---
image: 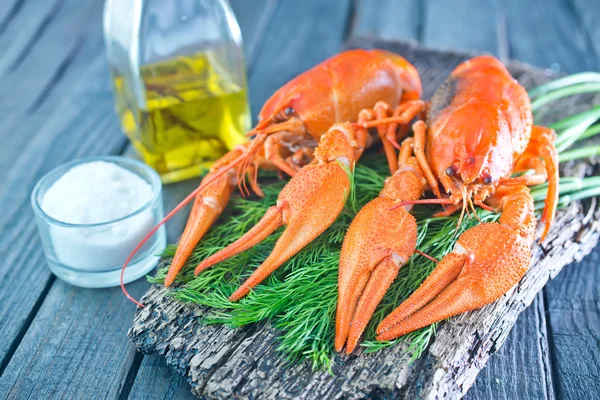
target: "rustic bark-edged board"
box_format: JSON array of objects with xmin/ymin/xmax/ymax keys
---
[{"xmin": 129, "ymin": 40, "xmax": 600, "ymax": 399}]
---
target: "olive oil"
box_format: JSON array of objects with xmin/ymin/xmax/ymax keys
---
[{"xmin": 113, "ymin": 51, "xmax": 251, "ymax": 183}]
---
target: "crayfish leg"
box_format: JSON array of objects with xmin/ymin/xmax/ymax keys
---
[
  {"xmin": 164, "ymin": 148, "xmax": 246, "ymax": 287},
  {"xmin": 499, "ymin": 125, "xmax": 559, "ymax": 241}
]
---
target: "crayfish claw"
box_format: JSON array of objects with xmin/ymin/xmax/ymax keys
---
[
  {"xmin": 335, "ymin": 197, "xmax": 417, "ymax": 353},
  {"xmin": 377, "ymin": 186, "xmax": 536, "ymax": 341},
  {"xmin": 196, "ymin": 125, "xmax": 358, "ymax": 301}
]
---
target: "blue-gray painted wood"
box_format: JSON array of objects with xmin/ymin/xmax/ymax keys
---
[
  {"xmin": 0, "ymin": 94, "xmax": 126, "ymax": 374},
  {"xmin": 414, "ymin": 3, "xmax": 557, "ymax": 398},
  {"xmin": 129, "ymin": 355, "xmax": 195, "ymax": 400},
  {"xmin": 229, "ymin": 0, "xmax": 278, "ymax": 68},
  {"xmin": 504, "ymin": 1, "xmax": 600, "ymax": 399},
  {"xmin": 0, "ymin": 0, "xmax": 121, "ymax": 376},
  {"xmin": 505, "ymin": 0, "xmax": 598, "ymax": 72},
  {"xmin": 245, "ymin": 0, "xmax": 353, "ymax": 123},
  {"xmin": 0, "ymin": 280, "xmax": 148, "ymax": 399},
  {"xmin": 351, "ymin": 0, "xmax": 422, "ymax": 42},
  {"xmin": 570, "ymin": 0, "xmax": 600, "ymax": 70},
  {"xmin": 544, "ymin": 248, "xmax": 600, "ymax": 399},
  {"xmin": 0, "ymin": 0, "xmax": 23, "ymax": 35},
  {"xmin": 0, "ymin": 0, "xmax": 108, "ymax": 176},
  {"xmin": 0, "ymin": 0, "xmax": 105, "ymax": 112},
  {"xmin": 422, "ymin": 0, "xmax": 501, "ymax": 55},
  {"xmin": 467, "ymin": 293, "xmax": 556, "ymax": 399}
]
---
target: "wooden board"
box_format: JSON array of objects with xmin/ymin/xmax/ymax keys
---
[{"xmin": 128, "ymin": 39, "xmax": 600, "ymax": 399}]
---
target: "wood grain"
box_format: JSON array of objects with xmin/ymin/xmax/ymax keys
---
[
  {"xmin": 128, "ymin": 355, "xmax": 196, "ymax": 400},
  {"xmin": 0, "ymin": 97, "xmax": 125, "ymax": 372},
  {"xmin": 128, "ymin": 40, "xmax": 600, "ymax": 399},
  {"xmin": 422, "ymin": 0, "xmax": 500, "ymax": 55},
  {"xmin": 0, "ymin": 0, "xmax": 134, "ymax": 396},
  {"xmin": 0, "ymin": 0, "xmax": 277, "ymax": 395},
  {"xmin": 0, "ymin": 0, "xmax": 107, "ymax": 178},
  {"xmin": 1, "ymin": 0, "xmax": 598, "ymax": 398},
  {"xmin": 351, "ymin": 0, "xmax": 422, "ymax": 42},
  {"xmin": 570, "ymin": 0, "xmax": 600, "ymax": 70},
  {"xmin": 0, "ymin": 280, "xmax": 148, "ymax": 399},
  {"xmin": 544, "ymin": 247, "xmax": 600, "ymax": 399},
  {"xmin": 466, "ymin": 294, "xmax": 556, "ymax": 399},
  {"xmin": 229, "ymin": 0, "xmax": 278, "ymax": 69},
  {"xmin": 505, "ymin": 0, "xmax": 598, "ymax": 72}
]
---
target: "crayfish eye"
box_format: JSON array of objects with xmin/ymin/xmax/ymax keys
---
[
  {"xmin": 446, "ymin": 164, "xmax": 458, "ymax": 177},
  {"xmin": 482, "ymin": 173, "xmax": 493, "ymax": 184},
  {"xmin": 284, "ymin": 107, "xmax": 295, "ymax": 116}
]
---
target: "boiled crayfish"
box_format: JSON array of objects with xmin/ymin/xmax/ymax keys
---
[
  {"xmin": 335, "ymin": 55, "xmax": 559, "ymax": 352},
  {"xmin": 121, "ymin": 49, "xmax": 424, "ymax": 305}
]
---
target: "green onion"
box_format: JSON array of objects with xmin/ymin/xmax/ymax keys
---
[
  {"xmin": 559, "ymin": 145, "xmax": 600, "ymax": 162},
  {"xmin": 529, "ymin": 72, "xmax": 600, "ymax": 99}
]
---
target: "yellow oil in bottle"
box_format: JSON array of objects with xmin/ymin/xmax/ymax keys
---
[{"xmin": 113, "ymin": 51, "xmax": 251, "ymax": 183}]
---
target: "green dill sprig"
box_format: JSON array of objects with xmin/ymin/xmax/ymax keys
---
[{"xmin": 149, "ymin": 74, "xmax": 600, "ymax": 369}]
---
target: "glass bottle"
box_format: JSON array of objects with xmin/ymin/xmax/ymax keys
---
[{"xmin": 103, "ymin": 0, "xmax": 251, "ymax": 183}]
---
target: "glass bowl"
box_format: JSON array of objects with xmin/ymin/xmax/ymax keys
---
[{"xmin": 31, "ymin": 156, "xmax": 166, "ymax": 288}]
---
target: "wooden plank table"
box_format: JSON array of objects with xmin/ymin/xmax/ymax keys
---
[{"xmin": 0, "ymin": 0, "xmax": 598, "ymax": 398}]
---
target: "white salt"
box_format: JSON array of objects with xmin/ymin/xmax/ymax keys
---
[{"xmin": 41, "ymin": 161, "xmax": 156, "ymax": 271}]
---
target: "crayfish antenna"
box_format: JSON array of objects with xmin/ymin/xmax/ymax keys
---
[
  {"xmin": 237, "ymin": 133, "xmax": 266, "ymax": 197},
  {"xmin": 415, "ymin": 249, "xmax": 439, "ymax": 263},
  {"xmin": 389, "ymin": 197, "xmax": 454, "ymax": 211},
  {"xmin": 454, "ymin": 193, "xmax": 468, "ymax": 236},
  {"xmin": 468, "ymin": 197, "xmax": 482, "ymax": 222}
]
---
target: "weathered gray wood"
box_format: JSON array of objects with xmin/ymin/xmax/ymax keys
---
[
  {"xmin": 0, "ymin": 280, "xmax": 148, "ymax": 399},
  {"xmin": 422, "ymin": 0, "xmax": 500, "ymax": 55},
  {"xmin": 129, "ymin": 355, "xmax": 196, "ymax": 400},
  {"xmin": 420, "ymin": 2, "xmax": 551, "ymax": 397},
  {"xmin": 543, "ymin": 245, "xmax": 600, "ymax": 399},
  {"xmin": 505, "ymin": 0, "xmax": 598, "ymax": 72},
  {"xmin": 0, "ymin": 0, "xmax": 64, "ymax": 75},
  {"xmin": 351, "ymin": 0, "xmax": 422, "ymax": 42},
  {"xmin": 229, "ymin": 0, "xmax": 278, "ymax": 67},
  {"xmin": 0, "ymin": 0, "xmax": 275, "ymax": 394},
  {"xmin": 0, "ymin": 0, "xmax": 134, "ymax": 392},
  {"xmin": 0, "ymin": 0, "xmax": 104, "ymax": 112},
  {"xmin": 0, "ymin": 0, "xmax": 107, "ymax": 177},
  {"xmin": 570, "ymin": 0, "xmax": 600, "ymax": 70},
  {"xmin": 466, "ymin": 293, "xmax": 555, "ymax": 399},
  {"xmin": 129, "ymin": 40, "xmax": 600, "ymax": 399},
  {"xmin": 0, "ymin": 0, "xmax": 22, "ymax": 35}
]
